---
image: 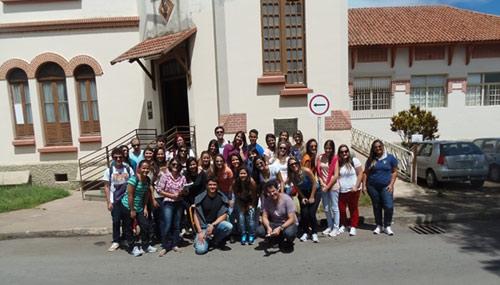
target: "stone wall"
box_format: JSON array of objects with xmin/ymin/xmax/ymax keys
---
[{"xmin": 0, "ymin": 161, "xmax": 79, "ymax": 189}]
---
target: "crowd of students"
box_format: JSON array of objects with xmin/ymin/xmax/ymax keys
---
[{"xmin": 102, "ymin": 126, "xmax": 398, "ymax": 256}]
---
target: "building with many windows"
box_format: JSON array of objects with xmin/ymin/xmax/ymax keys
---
[
  {"xmin": 0, "ymin": 0, "xmax": 349, "ymax": 186},
  {"xmin": 348, "ymin": 6, "xmax": 500, "ymax": 141}
]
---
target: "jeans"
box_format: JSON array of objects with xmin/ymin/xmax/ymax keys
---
[
  {"xmin": 321, "ymin": 190, "xmax": 340, "ymax": 230},
  {"xmin": 194, "ymin": 221, "xmax": 233, "ymax": 255},
  {"xmin": 367, "ymin": 184, "xmax": 394, "ymax": 227},
  {"xmin": 339, "ymin": 190, "xmax": 360, "ymax": 228},
  {"xmin": 118, "ymin": 202, "xmax": 152, "ymax": 251},
  {"xmin": 161, "ymin": 201, "xmax": 183, "ymax": 249},
  {"xmin": 299, "ymin": 191, "xmax": 321, "ymax": 235},
  {"xmin": 111, "ymin": 201, "xmax": 125, "ymax": 243},
  {"xmin": 152, "ymin": 197, "xmax": 163, "ymax": 243},
  {"xmin": 256, "ymin": 222, "xmax": 298, "ymax": 242},
  {"xmin": 237, "ymin": 206, "xmax": 256, "ymax": 236}
]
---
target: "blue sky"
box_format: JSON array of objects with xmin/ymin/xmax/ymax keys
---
[{"xmin": 348, "ymin": 0, "xmax": 500, "ymax": 16}]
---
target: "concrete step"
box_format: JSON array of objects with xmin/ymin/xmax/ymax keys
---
[{"xmin": 83, "ymin": 190, "xmax": 106, "ymax": 202}]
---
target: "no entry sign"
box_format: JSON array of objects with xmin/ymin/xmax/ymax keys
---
[{"xmin": 308, "ymin": 94, "xmax": 330, "ymax": 117}]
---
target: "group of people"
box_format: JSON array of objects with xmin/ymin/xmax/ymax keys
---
[{"xmin": 102, "ymin": 126, "xmax": 398, "ymax": 256}]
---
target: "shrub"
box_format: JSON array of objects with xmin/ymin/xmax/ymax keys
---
[{"xmin": 390, "ymin": 106, "xmax": 439, "ymax": 148}]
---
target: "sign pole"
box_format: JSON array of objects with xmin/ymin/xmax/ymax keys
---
[{"xmin": 317, "ymin": 116, "xmax": 322, "ymax": 153}]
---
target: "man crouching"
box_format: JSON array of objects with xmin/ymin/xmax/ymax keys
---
[{"xmin": 192, "ymin": 177, "xmax": 233, "ymax": 255}]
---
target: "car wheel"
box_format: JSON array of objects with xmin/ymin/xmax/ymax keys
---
[
  {"xmin": 470, "ymin": 180, "xmax": 485, "ymax": 188},
  {"xmin": 426, "ymin": 170, "xmax": 438, "ymax": 188},
  {"xmin": 490, "ymin": 165, "xmax": 500, "ymax": 182}
]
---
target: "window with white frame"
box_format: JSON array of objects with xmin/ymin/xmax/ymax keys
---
[
  {"xmin": 466, "ymin": 73, "xmax": 500, "ymax": 106},
  {"xmin": 410, "ymin": 75, "xmax": 447, "ymax": 108},
  {"xmin": 353, "ymin": 77, "xmax": 392, "ymax": 111}
]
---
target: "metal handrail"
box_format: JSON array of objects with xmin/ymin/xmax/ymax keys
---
[
  {"xmin": 78, "ymin": 126, "xmax": 197, "ymax": 199},
  {"xmin": 351, "ymin": 128, "xmax": 415, "ymax": 182}
]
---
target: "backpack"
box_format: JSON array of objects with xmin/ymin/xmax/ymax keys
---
[{"xmin": 109, "ymin": 165, "xmax": 132, "ymax": 203}]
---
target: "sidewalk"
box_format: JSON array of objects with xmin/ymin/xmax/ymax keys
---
[{"xmin": 1, "ymin": 181, "xmax": 500, "ymax": 240}]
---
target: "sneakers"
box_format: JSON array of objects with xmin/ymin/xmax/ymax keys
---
[
  {"xmin": 158, "ymin": 248, "xmax": 167, "ymax": 257},
  {"xmin": 107, "ymin": 242, "xmax": 120, "ymax": 252},
  {"xmin": 299, "ymin": 233, "xmax": 308, "ymax": 242},
  {"xmin": 241, "ymin": 234, "xmax": 248, "ymax": 245},
  {"xmin": 312, "ymin": 233, "xmax": 319, "ymax": 243},
  {"xmin": 384, "ymin": 226, "xmax": 394, "ymax": 236},
  {"xmin": 328, "ymin": 228, "xmax": 340, "ymax": 237},
  {"xmin": 131, "ymin": 246, "xmax": 142, "ymax": 257},
  {"xmin": 338, "ymin": 226, "xmax": 346, "ymax": 234},
  {"xmin": 349, "ymin": 227, "xmax": 357, "ymax": 236},
  {"xmin": 322, "ymin": 227, "xmax": 332, "ymax": 235},
  {"xmin": 145, "ymin": 245, "xmax": 158, "ymax": 253},
  {"xmin": 373, "ymin": 225, "xmax": 383, "ymax": 235},
  {"xmin": 248, "ymin": 235, "xmax": 255, "ymax": 245}
]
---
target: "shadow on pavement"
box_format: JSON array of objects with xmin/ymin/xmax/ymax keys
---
[{"xmin": 396, "ymin": 181, "xmax": 500, "ymax": 276}]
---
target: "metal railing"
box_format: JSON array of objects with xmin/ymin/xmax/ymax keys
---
[
  {"xmin": 78, "ymin": 126, "xmax": 197, "ymax": 199},
  {"xmin": 160, "ymin": 125, "xmax": 197, "ymax": 156},
  {"xmin": 351, "ymin": 128, "xmax": 415, "ymax": 182},
  {"xmin": 78, "ymin": 129, "xmax": 158, "ymax": 198}
]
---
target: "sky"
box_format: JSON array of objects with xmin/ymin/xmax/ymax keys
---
[{"xmin": 348, "ymin": 0, "xmax": 500, "ymax": 15}]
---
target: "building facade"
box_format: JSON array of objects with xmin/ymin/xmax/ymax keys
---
[{"xmin": 349, "ymin": 6, "xmax": 500, "ymax": 142}]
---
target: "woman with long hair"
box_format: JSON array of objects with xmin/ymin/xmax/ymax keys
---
[
  {"xmin": 287, "ymin": 156, "xmax": 319, "ymax": 243},
  {"xmin": 233, "ymin": 167, "xmax": 258, "ymax": 245},
  {"xmin": 264, "ymin": 133, "xmax": 277, "ymax": 164},
  {"xmin": 172, "ymin": 134, "xmax": 195, "ymax": 158},
  {"xmin": 363, "ymin": 140, "xmax": 398, "ymax": 236},
  {"xmin": 316, "ymin": 140, "xmax": 341, "ymax": 237},
  {"xmin": 157, "ymin": 158, "xmax": 186, "ymax": 256},
  {"xmin": 119, "ymin": 144, "xmax": 136, "ymax": 170},
  {"xmin": 184, "ymin": 157, "xmax": 207, "ymax": 205},
  {"xmin": 253, "ymin": 155, "xmax": 284, "ymax": 194},
  {"xmin": 302, "ymin": 139, "xmax": 319, "ymax": 175},
  {"xmin": 279, "ymin": 130, "xmax": 290, "ymax": 144},
  {"xmin": 198, "ymin": 150, "xmax": 212, "ymax": 173},
  {"xmin": 176, "ymin": 144, "xmax": 190, "ymax": 174},
  {"xmin": 290, "ymin": 130, "xmax": 305, "ymax": 162},
  {"xmin": 152, "ymin": 147, "xmax": 168, "ymax": 243},
  {"xmin": 229, "ymin": 153, "xmax": 244, "ymax": 178},
  {"xmin": 222, "ymin": 131, "xmax": 248, "ymax": 164},
  {"xmin": 207, "ymin": 139, "xmax": 219, "ymax": 160},
  {"xmin": 271, "ymin": 140, "xmax": 291, "ymax": 194},
  {"xmin": 209, "ymin": 154, "xmax": 234, "ymax": 199},
  {"xmin": 336, "ymin": 144, "xmax": 363, "ymax": 236}
]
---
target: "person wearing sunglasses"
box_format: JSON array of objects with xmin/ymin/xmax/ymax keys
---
[
  {"xmin": 156, "ymin": 158, "xmax": 186, "ymax": 256},
  {"xmin": 287, "ymin": 157, "xmax": 320, "ymax": 243},
  {"xmin": 214, "ymin": 126, "xmax": 229, "ymax": 154},
  {"xmin": 335, "ymin": 145, "xmax": 363, "ymax": 236},
  {"xmin": 129, "ymin": 137, "xmax": 144, "ymax": 171},
  {"xmin": 363, "ymin": 140, "xmax": 398, "ymax": 236},
  {"xmin": 103, "ymin": 148, "xmax": 134, "ymax": 252}
]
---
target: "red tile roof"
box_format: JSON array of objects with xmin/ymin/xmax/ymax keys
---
[
  {"xmin": 349, "ymin": 6, "xmax": 500, "ymax": 47},
  {"xmin": 111, "ymin": 27, "xmax": 197, "ymax": 64}
]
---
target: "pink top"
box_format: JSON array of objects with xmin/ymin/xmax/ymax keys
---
[
  {"xmin": 157, "ymin": 170, "xmax": 186, "ymax": 202},
  {"xmin": 316, "ymin": 154, "xmax": 338, "ymax": 185}
]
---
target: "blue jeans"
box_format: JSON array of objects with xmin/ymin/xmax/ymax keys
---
[
  {"xmin": 111, "ymin": 201, "xmax": 124, "ymax": 243},
  {"xmin": 367, "ymin": 184, "xmax": 394, "ymax": 227},
  {"xmin": 321, "ymin": 190, "xmax": 340, "ymax": 230},
  {"xmin": 194, "ymin": 221, "xmax": 233, "ymax": 255},
  {"xmin": 237, "ymin": 206, "xmax": 256, "ymax": 236},
  {"xmin": 161, "ymin": 201, "xmax": 182, "ymax": 249}
]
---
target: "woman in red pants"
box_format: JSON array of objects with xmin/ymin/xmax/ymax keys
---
[{"xmin": 335, "ymin": 144, "xmax": 363, "ymax": 236}]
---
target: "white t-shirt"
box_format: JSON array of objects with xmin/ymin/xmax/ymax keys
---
[
  {"xmin": 102, "ymin": 165, "xmax": 134, "ymax": 202},
  {"xmin": 271, "ymin": 157, "xmax": 289, "ymax": 182},
  {"xmin": 339, "ymin": 157, "xmax": 361, "ymax": 193}
]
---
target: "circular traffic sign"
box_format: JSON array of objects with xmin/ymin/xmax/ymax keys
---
[{"xmin": 308, "ymin": 94, "xmax": 330, "ymax": 116}]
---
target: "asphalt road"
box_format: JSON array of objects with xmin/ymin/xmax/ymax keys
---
[{"xmin": 1, "ymin": 221, "xmax": 499, "ymax": 285}]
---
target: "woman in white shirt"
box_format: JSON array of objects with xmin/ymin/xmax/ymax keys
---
[{"xmin": 335, "ymin": 144, "xmax": 363, "ymax": 236}]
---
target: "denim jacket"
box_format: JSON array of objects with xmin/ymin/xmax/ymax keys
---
[{"xmin": 193, "ymin": 190, "xmax": 229, "ymax": 228}]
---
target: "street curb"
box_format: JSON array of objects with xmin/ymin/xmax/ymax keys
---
[
  {"xmin": 0, "ymin": 227, "xmax": 111, "ymax": 241},
  {"xmin": 361, "ymin": 208, "xmax": 500, "ymax": 225}
]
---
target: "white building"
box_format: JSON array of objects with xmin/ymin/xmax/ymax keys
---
[
  {"xmin": 348, "ymin": 6, "xmax": 500, "ymax": 142},
  {"xmin": 0, "ymin": 0, "xmax": 349, "ymax": 186}
]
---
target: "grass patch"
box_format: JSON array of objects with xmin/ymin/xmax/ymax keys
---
[
  {"xmin": 0, "ymin": 185, "xmax": 70, "ymax": 213},
  {"xmin": 358, "ymin": 193, "xmax": 372, "ymax": 207}
]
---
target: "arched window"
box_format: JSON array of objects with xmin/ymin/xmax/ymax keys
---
[
  {"xmin": 74, "ymin": 65, "xmax": 100, "ymax": 135},
  {"xmin": 37, "ymin": 62, "xmax": 72, "ymax": 146},
  {"xmin": 7, "ymin": 68, "xmax": 34, "ymax": 138}
]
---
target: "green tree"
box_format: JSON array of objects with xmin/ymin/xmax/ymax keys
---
[{"xmin": 390, "ymin": 106, "xmax": 439, "ymax": 147}]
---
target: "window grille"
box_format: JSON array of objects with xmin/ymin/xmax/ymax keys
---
[
  {"xmin": 353, "ymin": 77, "xmax": 391, "ymax": 111},
  {"xmin": 410, "ymin": 75, "xmax": 447, "ymax": 108}
]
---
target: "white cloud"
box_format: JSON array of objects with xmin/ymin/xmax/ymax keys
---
[{"xmin": 348, "ymin": 0, "xmax": 491, "ymax": 8}]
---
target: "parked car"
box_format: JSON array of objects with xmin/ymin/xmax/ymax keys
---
[
  {"xmin": 415, "ymin": 141, "xmax": 489, "ymax": 188},
  {"xmin": 473, "ymin": 138, "xmax": 500, "ymax": 182}
]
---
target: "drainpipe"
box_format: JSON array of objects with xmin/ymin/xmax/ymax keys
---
[{"xmin": 212, "ymin": 0, "xmax": 221, "ymax": 122}]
